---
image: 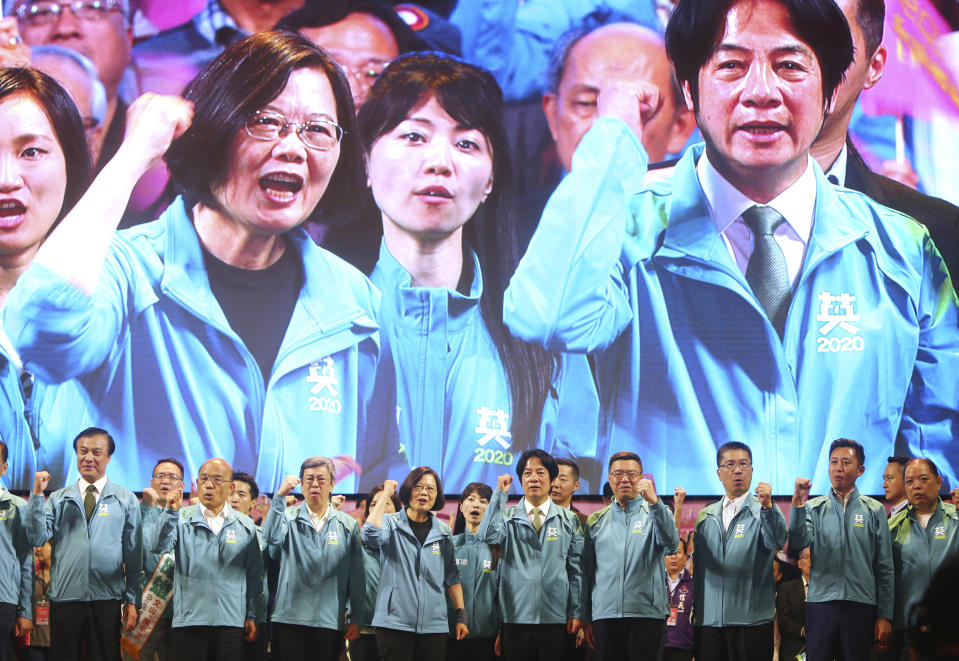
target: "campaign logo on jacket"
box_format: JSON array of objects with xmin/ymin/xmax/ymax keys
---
[
  {"xmin": 327, "ymin": 530, "xmax": 339, "ymax": 545},
  {"xmin": 306, "ymin": 357, "xmax": 342, "ymax": 414},
  {"xmin": 546, "ymin": 526, "xmax": 559, "ymax": 541},
  {"xmin": 632, "ymin": 519, "xmax": 646, "ymax": 534},
  {"xmin": 854, "ymin": 514, "xmax": 865, "ymax": 528},
  {"xmin": 482, "ymin": 559, "xmax": 492, "ymax": 572},
  {"xmin": 816, "ymin": 291, "xmax": 864, "ymax": 353},
  {"xmin": 225, "ymin": 529, "xmax": 238, "ymax": 544},
  {"xmin": 432, "ymin": 542, "xmax": 442, "ymax": 555},
  {"xmin": 734, "ymin": 523, "xmax": 745, "ymax": 538},
  {"xmin": 934, "ymin": 526, "xmax": 946, "ymax": 540},
  {"xmin": 98, "ymin": 503, "xmax": 110, "ymax": 516}
]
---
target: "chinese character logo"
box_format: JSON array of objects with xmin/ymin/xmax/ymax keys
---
[
  {"xmin": 225, "ymin": 529, "xmax": 238, "ymax": 543},
  {"xmin": 632, "ymin": 519, "xmax": 645, "ymax": 533},
  {"xmin": 934, "ymin": 526, "xmax": 946, "ymax": 540},
  {"xmin": 432, "ymin": 542, "xmax": 441, "ymax": 555},
  {"xmin": 853, "ymin": 514, "xmax": 865, "ymax": 528},
  {"xmin": 474, "ymin": 406, "xmax": 511, "ymax": 449},
  {"xmin": 327, "ymin": 531, "xmax": 339, "ymax": 545},
  {"xmin": 817, "ymin": 292, "xmax": 860, "ymax": 335},
  {"xmin": 307, "ymin": 357, "xmax": 339, "ymax": 397},
  {"xmin": 734, "ymin": 523, "xmax": 746, "ymax": 538},
  {"xmin": 97, "ymin": 503, "xmax": 109, "ymax": 516},
  {"xmin": 482, "ymin": 559, "xmax": 492, "ymax": 572}
]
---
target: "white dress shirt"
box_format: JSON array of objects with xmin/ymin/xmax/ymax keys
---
[
  {"xmin": 77, "ymin": 475, "xmax": 109, "ymax": 505},
  {"xmin": 697, "ymin": 150, "xmax": 817, "ymax": 288},
  {"xmin": 307, "ymin": 503, "xmax": 330, "ymax": 533},
  {"xmin": 721, "ymin": 493, "xmax": 749, "ymax": 532},
  {"xmin": 202, "ymin": 502, "xmax": 230, "ymax": 536},
  {"xmin": 524, "ymin": 499, "xmax": 548, "ymax": 526},
  {"xmin": 825, "ymin": 144, "xmax": 849, "ymax": 187},
  {"xmin": 889, "ymin": 500, "xmax": 908, "ymax": 517}
]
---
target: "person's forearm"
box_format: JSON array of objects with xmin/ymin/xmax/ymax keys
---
[{"xmin": 448, "ymin": 583, "xmax": 465, "ymax": 610}]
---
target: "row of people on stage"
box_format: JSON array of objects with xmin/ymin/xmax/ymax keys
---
[
  {"xmin": 1, "ymin": 0, "xmax": 957, "ymax": 501},
  {"xmin": 1, "ymin": 428, "xmax": 957, "ymax": 661}
]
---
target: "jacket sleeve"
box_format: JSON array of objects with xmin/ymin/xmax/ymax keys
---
[
  {"xmin": 760, "ymin": 504, "xmax": 788, "ymax": 552},
  {"xmin": 581, "ymin": 520, "xmax": 594, "ymax": 623},
  {"xmin": 443, "ymin": 536, "xmax": 461, "ymax": 590},
  {"xmin": 24, "ymin": 493, "xmax": 53, "ymax": 548},
  {"xmin": 122, "ymin": 495, "xmax": 143, "ymax": 607},
  {"xmin": 346, "ymin": 521, "xmax": 368, "ymax": 626},
  {"xmin": 14, "ymin": 508, "xmax": 34, "ymax": 620},
  {"xmin": 361, "ymin": 516, "xmax": 395, "ymax": 549},
  {"xmin": 873, "ymin": 506, "xmax": 895, "ymax": 621},
  {"xmin": 651, "ymin": 500, "xmax": 680, "ymax": 555},
  {"xmin": 2, "ymin": 249, "xmax": 135, "ymax": 385},
  {"xmin": 244, "ymin": 528, "xmax": 266, "ymax": 623},
  {"xmin": 565, "ymin": 513, "xmax": 587, "ymax": 621},
  {"xmin": 480, "ymin": 489, "xmax": 508, "ymax": 545},
  {"xmin": 898, "ymin": 232, "xmax": 959, "ymax": 488},
  {"xmin": 263, "ymin": 494, "xmax": 291, "ymax": 550},
  {"xmin": 504, "ymin": 117, "xmax": 649, "ymax": 354},
  {"xmin": 788, "ymin": 505, "xmax": 814, "ymax": 552},
  {"xmin": 149, "ymin": 508, "xmax": 179, "ymax": 556},
  {"xmin": 775, "ymin": 581, "xmax": 805, "ymax": 639}
]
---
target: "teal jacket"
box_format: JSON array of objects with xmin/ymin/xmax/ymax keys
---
[
  {"xmin": 0, "ymin": 490, "xmax": 34, "ymax": 618},
  {"xmin": 449, "ymin": 531, "xmax": 499, "ymax": 638},
  {"xmin": 362, "ymin": 511, "xmax": 460, "ymax": 634},
  {"xmin": 480, "ymin": 489, "xmax": 586, "ymax": 624},
  {"xmin": 139, "ymin": 503, "xmax": 172, "ymax": 620},
  {"xmin": 264, "ymin": 495, "xmax": 364, "ymax": 630},
  {"xmin": 150, "ymin": 504, "xmax": 264, "ymax": 628},
  {"xmin": 889, "ymin": 500, "xmax": 959, "ymax": 629},
  {"xmin": 351, "ymin": 543, "xmax": 381, "ymax": 629},
  {"xmin": 585, "ymin": 496, "xmax": 679, "ymax": 621},
  {"xmin": 789, "ymin": 488, "xmax": 894, "ymax": 619},
  {"xmin": 25, "ymin": 481, "xmax": 141, "ymax": 605},
  {"xmin": 692, "ymin": 497, "xmax": 787, "ymax": 626}
]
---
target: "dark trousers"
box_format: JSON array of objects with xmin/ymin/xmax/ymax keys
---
[
  {"xmin": 375, "ymin": 628, "xmax": 447, "ymax": 661},
  {"xmin": 593, "ymin": 618, "xmax": 665, "ymax": 661},
  {"xmin": 50, "ymin": 599, "xmax": 122, "ymax": 661},
  {"xmin": 349, "ymin": 632, "xmax": 379, "ymax": 661},
  {"xmin": 446, "ymin": 636, "xmax": 496, "ymax": 661},
  {"xmin": 172, "ymin": 625, "xmax": 244, "ymax": 661},
  {"xmin": 805, "ymin": 601, "xmax": 876, "ymax": 661},
  {"xmin": 693, "ymin": 622, "xmax": 774, "ymax": 661},
  {"xmin": 501, "ymin": 623, "xmax": 567, "ymax": 661},
  {"xmin": 272, "ymin": 622, "xmax": 340, "ymax": 661},
  {"xmin": 242, "ymin": 622, "xmax": 269, "ymax": 661},
  {"xmin": 661, "ymin": 648, "xmax": 694, "ymax": 661},
  {"xmin": 0, "ymin": 602, "xmax": 16, "ymax": 661}
]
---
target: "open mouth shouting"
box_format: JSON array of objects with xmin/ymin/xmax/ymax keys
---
[
  {"xmin": 259, "ymin": 172, "xmax": 304, "ymax": 203},
  {"xmin": 0, "ymin": 199, "xmax": 26, "ymax": 228}
]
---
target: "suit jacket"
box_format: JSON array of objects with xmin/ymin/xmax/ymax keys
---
[
  {"xmin": 776, "ymin": 577, "xmax": 806, "ymax": 661},
  {"xmin": 844, "ymin": 140, "xmax": 959, "ymax": 295}
]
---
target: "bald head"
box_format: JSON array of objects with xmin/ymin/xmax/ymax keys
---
[
  {"xmin": 544, "ymin": 22, "xmax": 695, "ymax": 170},
  {"xmin": 197, "ymin": 458, "xmax": 234, "ymax": 512}
]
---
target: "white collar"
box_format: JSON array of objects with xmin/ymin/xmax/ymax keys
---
[
  {"xmin": 825, "ymin": 143, "xmax": 848, "ymax": 187},
  {"xmin": 307, "ymin": 503, "xmax": 330, "ymax": 523},
  {"xmin": 78, "ymin": 475, "xmax": 108, "ymax": 495},
  {"xmin": 524, "ymin": 498, "xmax": 549, "ymax": 518},
  {"xmin": 202, "ymin": 501, "xmax": 230, "ymax": 521},
  {"xmin": 722, "ymin": 492, "xmax": 749, "ymax": 512},
  {"xmin": 889, "ymin": 499, "xmax": 909, "ymax": 516},
  {"xmin": 697, "ymin": 149, "xmax": 816, "ymax": 245}
]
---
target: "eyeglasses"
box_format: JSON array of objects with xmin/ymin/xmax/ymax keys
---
[
  {"xmin": 412, "ymin": 485, "xmax": 437, "ymax": 495},
  {"xmin": 302, "ymin": 475, "xmax": 328, "ymax": 485},
  {"xmin": 196, "ymin": 474, "xmax": 227, "ymax": 486},
  {"xmin": 245, "ymin": 109, "xmax": 344, "ymax": 152},
  {"xmin": 339, "ymin": 60, "xmax": 388, "ymax": 89},
  {"xmin": 152, "ymin": 472, "xmax": 183, "ymax": 482},
  {"xmin": 16, "ymin": 0, "xmax": 123, "ymax": 26},
  {"xmin": 609, "ymin": 470, "xmax": 642, "ymax": 481},
  {"xmin": 719, "ymin": 461, "xmax": 752, "ymax": 471}
]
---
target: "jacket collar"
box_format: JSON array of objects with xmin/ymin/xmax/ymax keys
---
[
  {"xmin": 296, "ymin": 501, "xmax": 333, "ymax": 529},
  {"xmin": 394, "ymin": 510, "xmax": 447, "ymax": 545},
  {"xmin": 189, "ymin": 501, "xmax": 238, "ymax": 529},
  {"xmin": 612, "ymin": 495, "xmax": 649, "ymax": 514},
  {"xmin": 514, "ymin": 497, "xmax": 559, "ymax": 526}
]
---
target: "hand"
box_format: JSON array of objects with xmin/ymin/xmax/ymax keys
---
[
  {"xmin": 497, "ymin": 474, "xmax": 513, "ymax": 493},
  {"xmin": 567, "ymin": 618, "xmax": 583, "ymax": 635},
  {"xmin": 285, "ymin": 495, "xmax": 297, "ymax": 507},
  {"xmin": 874, "ymin": 617, "xmax": 892, "ymax": 649},
  {"xmin": 331, "ymin": 495, "xmax": 346, "ymax": 510},
  {"xmin": 14, "ymin": 616, "xmax": 33, "ymax": 637},
  {"xmin": 455, "ymin": 622, "xmax": 469, "ymax": 640},
  {"xmin": 584, "ymin": 622, "xmax": 595, "ymax": 649},
  {"xmin": 142, "ymin": 487, "xmax": 158, "ymax": 507},
  {"xmin": 277, "ymin": 475, "xmax": 300, "ymax": 497},
  {"xmin": 383, "ymin": 479, "xmax": 399, "ymax": 498},
  {"xmin": 494, "ymin": 630, "xmax": 502, "ymax": 656},
  {"xmin": 755, "ymin": 482, "xmax": 773, "ymax": 509},
  {"xmin": 674, "ymin": 486, "xmax": 686, "ymax": 507},
  {"xmin": 792, "ymin": 478, "xmax": 811, "ymax": 507},
  {"xmin": 166, "ymin": 489, "xmax": 183, "ymax": 511},
  {"xmin": 188, "ymin": 478, "xmax": 199, "ymax": 506},
  {"xmin": 878, "ymin": 159, "xmax": 920, "ymax": 189},
  {"xmin": 119, "ymin": 93, "xmax": 194, "ymax": 173},
  {"xmin": 596, "ymin": 78, "xmax": 663, "ymax": 146},
  {"xmin": 33, "ymin": 471, "xmax": 50, "ymax": 496},
  {"xmin": 344, "ymin": 622, "xmax": 360, "ymax": 641},
  {"xmin": 951, "ymin": 488, "xmax": 959, "ymax": 507},
  {"xmin": 575, "ymin": 628, "xmax": 586, "ymax": 648},
  {"xmin": 637, "ymin": 479, "xmax": 658, "ymax": 504},
  {"xmin": 0, "ymin": 18, "xmax": 31, "ymax": 68},
  {"xmin": 123, "ymin": 604, "xmax": 138, "ymax": 632},
  {"xmin": 244, "ymin": 620, "xmax": 257, "ymax": 642}
]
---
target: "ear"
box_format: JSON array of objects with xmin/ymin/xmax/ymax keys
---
[
  {"xmin": 857, "ymin": 464, "xmax": 865, "ymax": 477},
  {"xmin": 862, "ymin": 44, "xmax": 886, "ymax": 91},
  {"xmin": 666, "ymin": 106, "xmax": 698, "ymax": 155},
  {"xmin": 542, "ymin": 92, "xmax": 561, "ymax": 143},
  {"xmin": 483, "ymin": 172, "xmax": 493, "ymax": 200},
  {"xmin": 364, "ymin": 152, "xmax": 372, "ymax": 188},
  {"xmin": 681, "ymin": 80, "xmax": 695, "ymax": 112}
]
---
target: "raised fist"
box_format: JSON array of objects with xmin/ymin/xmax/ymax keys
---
[
  {"xmin": 383, "ymin": 480, "xmax": 399, "ymax": 498},
  {"xmin": 674, "ymin": 486, "xmax": 687, "ymax": 507},
  {"xmin": 33, "ymin": 471, "xmax": 50, "ymax": 495},
  {"xmin": 497, "ymin": 474, "xmax": 513, "ymax": 493},
  {"xmin": 792, "ymin": 478, "xmax": 812, "ymax": 507},
  {"xmin": 277, "ymin": 475, "xmax": 300, "ymax": 497},
  {"xmin": 637, "ymin": 479, "xmax": 658, "ymax": 504},
  {"xmin": 755, "ymin": 482, "xmax": 772, "ymax": 509}
]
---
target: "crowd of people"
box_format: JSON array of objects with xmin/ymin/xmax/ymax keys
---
[
  {"xmin": 1, "ymin": 431, "xmax": 958, "ymax": 661},
  {"xmin": 0, "ymin": 0, "xmax": 956, "ymax": 659}
]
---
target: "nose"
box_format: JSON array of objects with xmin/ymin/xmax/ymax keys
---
[
  {"xmin": 52, "ymin": 4, "xmax": 83, "ymax": 36},
  {"xmin": 422, "ymin": 137, "xmax": 453, "ymax": 176},
  {"xmin": 741, "ymin": 60, "xmax": 781, "ymax": 107},
  {"xmin": 0, "ymin": 154, "xmax": 23, "ymax": 193},
  {"xmin": 271, "ymin": 125, "xmax": 307, "ymax": 163}
]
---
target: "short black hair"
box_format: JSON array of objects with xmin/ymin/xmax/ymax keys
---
[
  {"xmin": 665, "ymin": 0, "xmax": 854, "ymax": 109},
  {"xmin": 829, "ymin": 438, "xmax": 865, "ymax": 466},
  {"xmin": 608, "ymin": 451, "xmax": 643, "ymax": 473},
  {"xmin": 277, "ymin": 0, "xmax": 431, "ymax": 53},
  {"xmin": 671, "ymin": 537, "xmax": 688, "ymax": 555},
  {"xmin": 886, "ymin": 455, "xmax": 909, "ymax": 476},
  {"xmin": 905, "ymin": 458, "xmax": 940, "ymax": 479},
  {"xmin": 0, "ymin": 441, "xmax": 7, "ymax": 465},
  {"xmin": 516, "ymin": 449, "xmax": 559, "ymax": 482},
  {"xmin": 555, "ymin": 458, "xmax": 580, "ymax": 480},
  {"xmin": 72, "ymin": 427, "xmax": 116, "ymax": 456},
  {"xmin": 717, "ymin": 442, "xmax": 753, "ymax": 467},
  {"xmin": 602, "ymin": 482, "xmax": 614, "ymax": 499},
  {"xmin": 152, "ymin": 458, "xmax": 184, "ymax": 479},
  {"xmin": 399, "ymin": 466, "xmax": 446, "ymax": 511},
  {"xmin": 165, "ymin": 30, "xmax": 364, "ymax": 225},
  {"xmin": 364, "ymin": 482, "xmax": 402, "ymax": 520},
  {"xmin": 853, "ymin": 0, "xmax": 885, "ymax": 57},
  {"xmin": 232, "ymin": 471, "xmax": 259, "ymax": 500}
]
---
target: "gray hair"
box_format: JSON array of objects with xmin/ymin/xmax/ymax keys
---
[
  {"xmin": 30, "ymin": 44, "xmax": 108, "ymax": 125},
  {"xmin": 300, "ymin": 456, "xmax": 336, "ymax": 483}
]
